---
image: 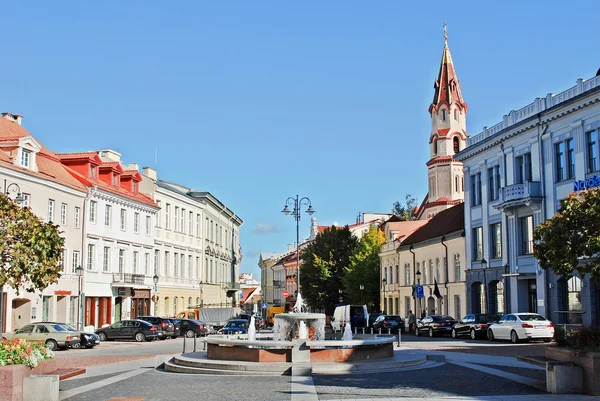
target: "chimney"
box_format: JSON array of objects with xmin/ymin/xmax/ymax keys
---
[
  {"xmin": 99, "ymin": 149, "xmax": 121, "ymax": 162},
  {"xmin": 288, "ymin": 244, "xmax": 292, "ymax": 251},
  {"xmin": 127, "ymin": 163, "xmax": 139, "ymax": 171},
  {"xmin": 142, "ymin": 167, "xmax": 157, "ymax": 180},
  {"xmin": 2, "ymin": 112, "xmax": 23, "ymax": 126}
]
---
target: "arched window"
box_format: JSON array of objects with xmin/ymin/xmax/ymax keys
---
[
  {"xmin": 567, "ymin": 276, "xmax": 583, "ymax": 324},
  {"xmin": 435, "ymin": 258, "xmax": 440, "ymax": 282},
  {"xmin": 454, "ymin": 254, "xmax": 461, "ymax": 282},
  {"xmin": 441, "ymin": 110, "xmax": 446, "ymax": 121},
  {"xmin": 454, "ymin": 109, "xmax": 458, "ymax": 120},
  {"xmin": 428, "ymin": 260, "xmax": 434, "ymax": 285},
  {"xmin": 196, "ymin": 297, "xmax": 200, "ymax": 307},
  {"xmin": 188, "ymin": 297, "xmax": 192, "ymax": 308},
  {"xmin": 433, "ymin": 139, "xmax": 438, "ymax": 155},
  {"xmin": 173, "ymin": 297, "xmax": 178, "ymax": 316},
  {"xmin": 453, "ymin": 137, "xmax": 460, "ymax": 153},
  {"xmin": 422, "ymin": 261, "xmax": 426, "ymax": 283}
]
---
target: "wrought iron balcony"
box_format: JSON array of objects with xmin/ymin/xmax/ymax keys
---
[
  {"xmin": 497, "ymin": 181, "xmax": 542, "ymax": 210},
  {"xmin": 112, "ymin": 273, "xmax": 146, "ymax": 285}
]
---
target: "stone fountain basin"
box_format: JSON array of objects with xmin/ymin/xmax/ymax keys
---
[{"xmin": 203, "ymin": 334, "xmax": 395, "ymax": 363}]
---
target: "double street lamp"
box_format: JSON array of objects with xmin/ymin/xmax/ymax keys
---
[
  {"xmin": 480, "ymin": 258, "xmax": 488, "ymax": 314},
  {"xmin": 75, "ymin": 265, "xmax": 84, "ymax": 330},
  {"xmin": 281, "ymin": 195, "xmax": 315, "ymax": 295},
  {"xmin": 153, "ymin": 274, "xmax": 159, "ymax": 316},
  {"xmin": 382, "ymin": 277, "xmax": 387, "ymax": 313},
  {"xmin": 199, "ymin": 281, "xmax": 204, "ymax": 308}
]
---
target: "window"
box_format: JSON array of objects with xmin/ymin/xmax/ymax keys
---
[
  {"xmin": 180, "ymin": 254, "xmax": 185, "ymax": 278},
  {"xmin": 428, "ymin": 260, "xmax": 433, "ymax": 285},
  {"xmin": 520, "ymin": 216, "xmax": 534, "ymax": 255},
  {"xmin": 87, "ymin": 244, "xmax": 95, "ymax": 271},
  {"xmin": 145, "ymin": 253, "xmax": 150, "ymax": 275},
  {"xmin": 47, "ymin": 199, "xmax": 55, "ymax": 222},
  {"xmin": 435, "ymin": 258, "xmax": 440, "ymax": 282},
  {"xmin": 21, "ymin": 193, "xmax": 30, "ymax": 207},
  {"xmin": 164, "ymin": 252, "xmax": 170, "ymax": 277},
  {"xmin": 134, "ymin": 212, "xmax": 140, "ymax": 233},
  {"xmin": 154, "ymin": 250, "xmax": 160, "ymax": 275},
  {"xmin": 60, "ymin": 203, "xmax": 67, "ymax": 225},
  {"xmin": 454, "ymin": 254, "xmax": 460, "ymax": 282},
  {"xmin": 205, "ymin": 217, "xmax": 209, "ymax": 238},
  {"xmin": 567, "ymin": 138, "xmax": 575, "ymax": 179},
  {"xmin": 112, "ymin": 174, "xmax": 118, "ymax": 186},
  {"xmin": 441, "ymin": 109, "xmax": 446, "ymax": 121},
  {"xmin": 105, "ymin": 205, "xmax": 112, "ymax": 227},
  {"xmin": 156, "ymin": 200, "xmax": 161, "ymax": 227},
  {"xmin": 473, "ymin": 227, "xmax": 483, "ymax": 260},
  {"xmin": 196, "ymin": 214, "xmax": 201, "ymax": 237},
  {"xmin": 90, "ymin": 165, "xmax": 97, "ymax": 179},
  {"xmin": 196, "ymin": 257, "xmax": 200, "ymax": 279},
  {"xmin": 165, "ymin": 204, "xmax": 171, "ymax": 230},
  {"xmin": 453, "ymin": 136, "xmax": 460, "ymax": 153},
  {"xmin": 21, "ymin": 149, "xmax": 31, "ymax": 168},
  {"xmin": 133, "ymin": 251, "xmax": 139, "ymax": 274},
  {"xmin": 516, "ymin": 152, "xmax": 532, "ymax": 183},
  {"xmin": 488, "ymin": 166, "xmax": 501, "ymax": 201},
  {"xmin": 567, "ymin": 276, "xmax": 583, "ymax": 324},
  {"xmin": 491, "ymin": 223, "xmax": 502, "ymax": 259},
  {"xmin": 89, "ymin": 201, "xmax": 97, "ymax": 224},
  {"xmin": 180, "ymin": 209, "xmax": 185, "ymax": 234},
  {"xmin": 103, "ymin": 247, "xmax": 110, "ymax": 272},
  {"xmin": 132, "ymin": 181, "xmax": 137, "ymax": 193},
  {"xmin": 174, "ymin": 207, "xmax": 179, "ymax": 232},
  {"xmin": 454, "ymin": 295, "xmax": 461, "ymax": 321},
  {"xmin": 471, "ymin": 173, "xmax": 482, "ymax": 206},
  {"xmin": 189, "ymin": 211, "xmax": 193, "ymax": 235},
  {"xmin": 587, "ymin": 130, "xmax": 598, "ymax": 173},
  {"xmin": 433, "ymin": 139, "xmax": 438, "ymax": 155},
  {"xmin": 188, "ymin": 255, "xmax": 193, "ymax": 278},
  {"xmin": 74, "ymin": 207, "xmax": 81, "ymax": 228},
  {"xmin": 174, "ymin": 253, "xmax": 179, "ymax": 277},
  {"xmin": 120, "ymin": 209, "xmax": 126, "ymax": 230},
  {"xmin": 555, "ymin": 142, "xmax": 566, "ymax": 181},
  {"xmin": 118, "ymin": 249, "xmax": 125, "ymax": 273},
  {"xmin": 146, "ymin": 216, "xmax": 151, "ymax": 235},
  {"xmin": 454, "ymin": 109, "xmax": 458, "ymax": 121},
  {"xmin": 404, "ymin": 264, "xmax": 410, "ymax": 285},
  {"xmin": 211, "ymin": 220, "xmax": 214, "ymax": 241},
  {"xmin": 72, "ymin": 250, "xmax": 80, "ymax": 274}
]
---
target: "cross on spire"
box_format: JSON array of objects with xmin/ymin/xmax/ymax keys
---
[{"xmin": 443, "ymin": 21, "xmax": 448, "ymax": 46}]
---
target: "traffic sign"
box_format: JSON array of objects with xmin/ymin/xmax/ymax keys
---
[
  {"xmin": 416, "ymin": 285, "xmax": 424, "ymax": 299},
  {"xmin": 262, "ymin": 303, "xmax": 267, "ymax": 309},
  {"xmin": 282, "ymin": 290, "xmax": 290, "ymax": 298}
]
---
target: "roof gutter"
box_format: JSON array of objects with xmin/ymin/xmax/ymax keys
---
[{"xmin": 409, "ymin": 245, "xmax": 417, "ymax": 316}]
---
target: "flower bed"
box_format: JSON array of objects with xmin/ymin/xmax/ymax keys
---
[{"xmin": 0, "ymin": 339, "xmax": 54, "ymax": 369}]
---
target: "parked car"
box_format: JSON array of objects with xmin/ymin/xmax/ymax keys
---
[
  {"xmin": 416, "ymin": 315, "xmax": 457, "ymax": 337},
  {"xmin": 368, "ymin": 313, "xmax": 384, "ymax": 328},
  {"xmin": 48, "ymin": 322, "xmax": 100, "ymax": 349},
  {"xmin": 3, "ymin": 323, "xmax": 80, "ymax": 351},
  {"xmin": 372, "ymin": 315, "xmax": 405, "ymax": 333},
  {"xmin": 135, "ymin": 316, "xmax": 176, "ymax": 339},
  {"xmin": 451, "ymin": 314, "xmax": 502, "ymax": 340},
  {"xmin": 175, "ymin": 319, "xmax": 210, "ymax": 337},
  {"xmin": 487, "ymin": 313, "xmax": 554, "ymax": 343},
  {"xmin": 254, "ymin": 316, "xmax": 266, "ymax": 331},
  {"xmin": 95, "ymin": 319, "xmax": 162, "ymax": 342},
  {"xmin": 331, "ymin": 305, "xmax": 368, "ymax": 331},
  {"xmin": 217, "ymin": 319, "xmax": 249, "ymax": 335}
]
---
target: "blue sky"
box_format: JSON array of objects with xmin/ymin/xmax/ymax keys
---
[{"xmin": 1, "ymin": 1, "xmax": 597, "ymax": 278}]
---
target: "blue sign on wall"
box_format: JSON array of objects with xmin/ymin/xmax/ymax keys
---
[
  {"xmin": 574, "ymin": 176, "xmax": 600, "ymax": 191},
  {"xmin": 416, "ymin": 285, "xmax": 425, "ymax": 299}
]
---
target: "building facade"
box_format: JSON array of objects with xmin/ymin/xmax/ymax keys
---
[
  {"xmin": 0, "ymin": 113, "xmax": 87, "ymax": 332},
  {"xmin": 456, "ymin": 72, "xmax": 600, "ymax": 325}
]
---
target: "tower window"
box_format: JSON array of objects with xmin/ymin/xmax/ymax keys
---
[
  {"xmin": 453, "ymin": 137, "xmax": 460, "ymax": 153},
  {"xmin": 454, "ymin": 109, "xmax": 458, "ymax": 120},
  {"xmin": 433, "ymin": 139, "xmax": 438, "ymax": 155},
  {"xmin": 442, "ymin": 110, "xmax": 446, "ymax": 121}
]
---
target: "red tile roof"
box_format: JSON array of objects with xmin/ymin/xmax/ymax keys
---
[
  {"xmin": 429, "ymin": 42, "xmax": 467, "ymax": 114},
  {"xmin": 317, "ymin": 219, "xmax": 382, "ymax": 234},
  {"xmin": 383, "ymin": 220, "xmax": 428, "ymax": 243},
  {"xmin": 57, "ymin": 152, "xmax": 98, "ymax": 160},
  {"xmin": 400, "ymin": 203, "xmax": 464, "ymax": 246},
  {"xmin": 240, "ymin": 287, "xmax": 259, "ymax": 303}
]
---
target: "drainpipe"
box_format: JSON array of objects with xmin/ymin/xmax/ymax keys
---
[
  {"xmin": 409, "ymin": 245, "xmax": 416, "ymax": 316},
  {"xmin": 501, "ymin": 142, "xmax": 511, "ymax": 313},
  {"xmin": 537, "ymin": 116, "xmax": 549, "ymax": 319},
  {"xmin": 441, "ymin": 236, "xmax": 449, "ymax": 315},
  {"xmin": 79, "ymin": 186, "xmax": 95, "ymax": 329}
]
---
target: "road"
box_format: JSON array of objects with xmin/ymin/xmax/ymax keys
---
[{"xmin": 55, "ymin": 335, "xmax": 582, "ymax": 401}]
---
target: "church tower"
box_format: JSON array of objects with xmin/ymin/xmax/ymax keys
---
[{"xmin": 417, "ymin": 23, "xmax": 467, "ymax": 220}]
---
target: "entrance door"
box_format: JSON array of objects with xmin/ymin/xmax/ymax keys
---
[
  {"xmin": 427, "ymin": 297, "xmax": 435, "ymax": 315},
  {"xmin": 115, "ymin": 297, "xmax": 122, "ymax": 322},
  {"xmin": 528, "ymin": 280, "xmax": 537, "ymax": 313}
]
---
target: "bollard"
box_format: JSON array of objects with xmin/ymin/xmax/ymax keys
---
[
  {"xmin": 398, "ymin": 331, "xmax": 401, "ymax": 347},
  {"xmin": 354, "ymin": 327, "xmax": 357, "ymax": 335},
  {"xmin": 370, "ymin": 328, "xmax": 373, "ymax": 335},
  {"xmin": 182, "ymin": 337, "xmax": 187, "ymax": 354},
  {"xmin": 193, "ymin": 335, "xmax": 197, "ymax": 352},
  {"xmin": 379, "ymin": 328, "xmax": 381, "ymax": 335},
  {"xmin": 388, "ymin": 328, "xmax": 391, "ymax": 335},
  {"xmin": 362, "ymin": 327, "xmax": 365, "ymax": 335}
]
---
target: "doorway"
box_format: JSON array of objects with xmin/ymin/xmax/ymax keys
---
[
  {"xmin": 528, "ymin": 280, "xmax": 537, "ymax": 313},
  {"xmin": 115, "ymin": 297, "xmax": 122, "ymax": 322},
  {"xmin": 11, "ymin": 299, "xmax": 31, "ymax": 331}
]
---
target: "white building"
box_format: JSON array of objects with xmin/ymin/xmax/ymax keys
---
[
  {"xmin": 0, "ymin": 113, "xmax": 87, "ymax": 332},
  {"xmin": 59, "ymin": 149, "xmax": 158, "ymax": 328},
  {"xmin": 456, "ymin": 70, "xmax": 600, "ymax": 325}
]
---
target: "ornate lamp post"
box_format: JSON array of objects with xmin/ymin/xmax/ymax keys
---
[
  {"xmin": 281, "ymin": 195, "xmax": 315, "ymax": 296},
  {"xmin": 382, "ymin": 277, "xmax": 387, "ymax": 313},
  {"xmin": 75, "ymin": 265, "xmax": 84, "ymax": 330},
  {"xmin": 480, "ymin": 258, "xmax": 488, "ymax": 314},
  {"xmin": 153, "ymin": 274, "xmax": 159, "ymax": 316},
  {"xmin": 199, "ymin": 281, "xmax": 204, "ymax": 308}
]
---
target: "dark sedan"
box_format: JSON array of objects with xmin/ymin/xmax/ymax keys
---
[
  {"xmin": 218, "ymin": 319, "xmax": 248, "ymax": 335},
  {"xmin": 43, "ymin": 322, "xmax": 100, "ymax": 349},
  {"xmin": 452, "ymin": 314, "xmax": 502, "ymax": 340},
  {"xmin": 174, "ymin": 319, "xmax": 209, "ymax": 338},
  {"xmin": 416, "ymin": 315, "xmax": 457, "ymax": 337},
  {"xmin": 372, "ymin": 315, "xmax": 405, "ymax": 333},
  {"xmin": 136, "ymin": 316, "xmax": 177, "ymax": 339},
  {"xmin": 96, "ymin": 319, "xmax": 162, "ymax": 342}
]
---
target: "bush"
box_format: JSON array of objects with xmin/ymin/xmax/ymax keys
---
[
  {"xmin": 0, "ymin": 338, "xmax": 54, "ymax": 369},
  {"xmin": 561, "ymin": 326, "xmax": 600, "ymax": 355}
]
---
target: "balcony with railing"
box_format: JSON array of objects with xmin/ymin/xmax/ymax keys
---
[
  {"xmin": 112, "ymin": 273, "xmax": 146, "ymax": 285},
  {"xmin": 496, "ymin": 181, "xmax": 542, "ymax": 210}
]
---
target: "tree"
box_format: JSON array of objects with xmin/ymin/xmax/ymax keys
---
[
  {"xmin": 392, "ymin": 194, "xmax": 417, "ymax": 221},
  {"xmin": 0, "ymin": 193, "xmax": 65, "ymax": 293},
  {"xmin": 342, "ymin": 225, "xmax": 386, "ymax": 310},
  {"xmin": 534, "ymin": 189, "xmax": 600, "ymax": 281},
  {"xmin": 300, "ymin": 226, "xmax": 358, "ymax": 315}
]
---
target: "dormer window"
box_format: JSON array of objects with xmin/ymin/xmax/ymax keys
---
[
  {"xmin": 21, "ymin": 150, "xmax": 31, "ymax": 168},
  {"xmin": 132, "ymin": 181, "xmax": 137, "ymax": 192},
  {"xmin": 90, "ymin": 166, "xmax": 97, "ymax": 178},
  {"xmin": 112, "ymin": 174, "xmax": 118, "ymax": 186}
]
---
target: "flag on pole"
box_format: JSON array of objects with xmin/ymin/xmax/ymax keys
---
[{"xmin": 433, "ymin": 279, "xmax": 442, "ymax": 299}]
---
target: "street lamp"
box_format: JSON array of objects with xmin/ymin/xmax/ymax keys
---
[
  {"xmin": 153, "ymin": 274, "xmax": 159, "ymax": 316},
  {"xmin": 281, "ymin": 195, "xmax": 315, "ymax": 297},
  {"xmin": 75, "ymin": 265, "xmax": 83, "ymax": 330},
  {"xmin": 480, "ymin": 259, "xmax": 488, "ymax": 314},
  {"xmin": 199, "ymin": 281, "xmax": 204, "ymax": 308},
  {"xmin": 382, "ymin": 278, "xmax": 387, "ymax": 313},
  {"xmin": 359, "ymin": 284, "xmax": 364, "ymax": 304},
  {"xmin": 415, "ymin": 270, "xmax": 422, "ymax": 317},
  {"xmin": 338, "ymin": 288, "xmax": 343, "ymax": 305}
]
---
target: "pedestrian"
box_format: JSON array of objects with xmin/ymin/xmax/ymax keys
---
[{"xmin": 408, "ymin": 310, "xmax": 416, "ymax": 334}]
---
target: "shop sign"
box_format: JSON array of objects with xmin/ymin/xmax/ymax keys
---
[
  {"xmin": 573, "ymin": 176, "xmax": 600, "ymax": 191},
  {"xmin": 54, "ymin": 290, "xmax": 72, "ymax": 295}
]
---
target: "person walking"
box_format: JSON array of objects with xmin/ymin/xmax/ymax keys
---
[{"xmin": 408, "ymin": 310, "xmax": 416, "ymax": 335}]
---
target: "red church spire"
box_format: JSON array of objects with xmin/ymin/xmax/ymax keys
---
[{"xmin": 429, "ymin": 22, "xmax": 467, "ymax": 114}]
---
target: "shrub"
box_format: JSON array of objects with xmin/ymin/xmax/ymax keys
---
[
  {"xmin": 562, "ymin": 326, "xmax": 600, "ymax": 355},
  {"xmin": 0, "ymin": 338, "xmax": 54, "ymax": 369}
]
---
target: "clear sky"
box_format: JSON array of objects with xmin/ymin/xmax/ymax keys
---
[{"xmin": 2, "ymin": 1, "xmax": 598, "ymax": 279}]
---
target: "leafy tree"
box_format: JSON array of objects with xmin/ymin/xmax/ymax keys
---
[
  {"xmin": 534, "ymin": 189, "xmax": 600, "ymax": 281},
  {"xmin": 0, "ymin": 193, "xmax": 65, "ymax": 293},
  {"xmin": 300, "ymin": 226, "xmax": 357, "ymax": 315},
  {"xmin": 342, "ymin": 225, "xmax": 386, "ymax": 309},
  {"xmin": 392, "ymin": 194, "xmax": 417, "ymax": 221}
]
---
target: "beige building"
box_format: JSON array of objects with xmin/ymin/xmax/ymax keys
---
[{"xmin": 140, "ymin": 168, "xmax": 243, "ymax": 317}]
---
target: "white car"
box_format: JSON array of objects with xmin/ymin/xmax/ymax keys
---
[{"xmin": 487, "ymin": 313, "xmax": 554, "ymax": 343}]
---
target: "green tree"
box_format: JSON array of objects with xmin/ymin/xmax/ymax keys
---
[
  {"xmin": 300, "ymin": 226, "xmax": 358, "ymax": 315},
  {"xmin": 0, "ymin": 193, "xmax": 65, "ymax": 293},
  {"xmin": 392, "ymin": 194, "xmax": 417, "ymax": 221},
  {"xmin": 342, "ymin": 225, "xmax": 386, "ymax": 309},
  {"xmin": 534, "ymin": 189, "xmax": 600, "ymax": 281}
]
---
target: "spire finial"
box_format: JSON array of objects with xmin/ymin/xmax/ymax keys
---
[{"xmin": 443, "ymin": 21, "xmax": 448, "ymax": 46}]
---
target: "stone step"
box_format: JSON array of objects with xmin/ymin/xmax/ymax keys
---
[
  {"xmin": 163, "ymin": 360, "xmax": 290, "ymax": 376},
  {"xmin": 173, "ymin": 354, "xmax": 293, "ymax": 373}
]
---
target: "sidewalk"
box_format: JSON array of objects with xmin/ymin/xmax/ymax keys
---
[{"xmin": 326, "ymin": 397, "xmax": 598, "ymax": 401}]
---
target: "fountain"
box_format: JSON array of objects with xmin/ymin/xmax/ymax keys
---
[
  {"xmin": 272, "ymin": 292, "xmax": 326, "ymax": 341},
  {"xmin": 342, "ymin": 321, "xmax": 353, "ymax": 341},
  {"xmin": 248, "ymin": 316, "xmax": 256, "ymax": 341}
]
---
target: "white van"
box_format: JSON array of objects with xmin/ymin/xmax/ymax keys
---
[{"xmin": 331, "ymin": 305, "xmax": 368, "ymax": 332}]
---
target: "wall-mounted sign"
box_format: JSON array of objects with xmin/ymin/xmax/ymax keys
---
[{"xmin": 573, "ymin": 176, "xmax": 600, "ymax": 191}]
